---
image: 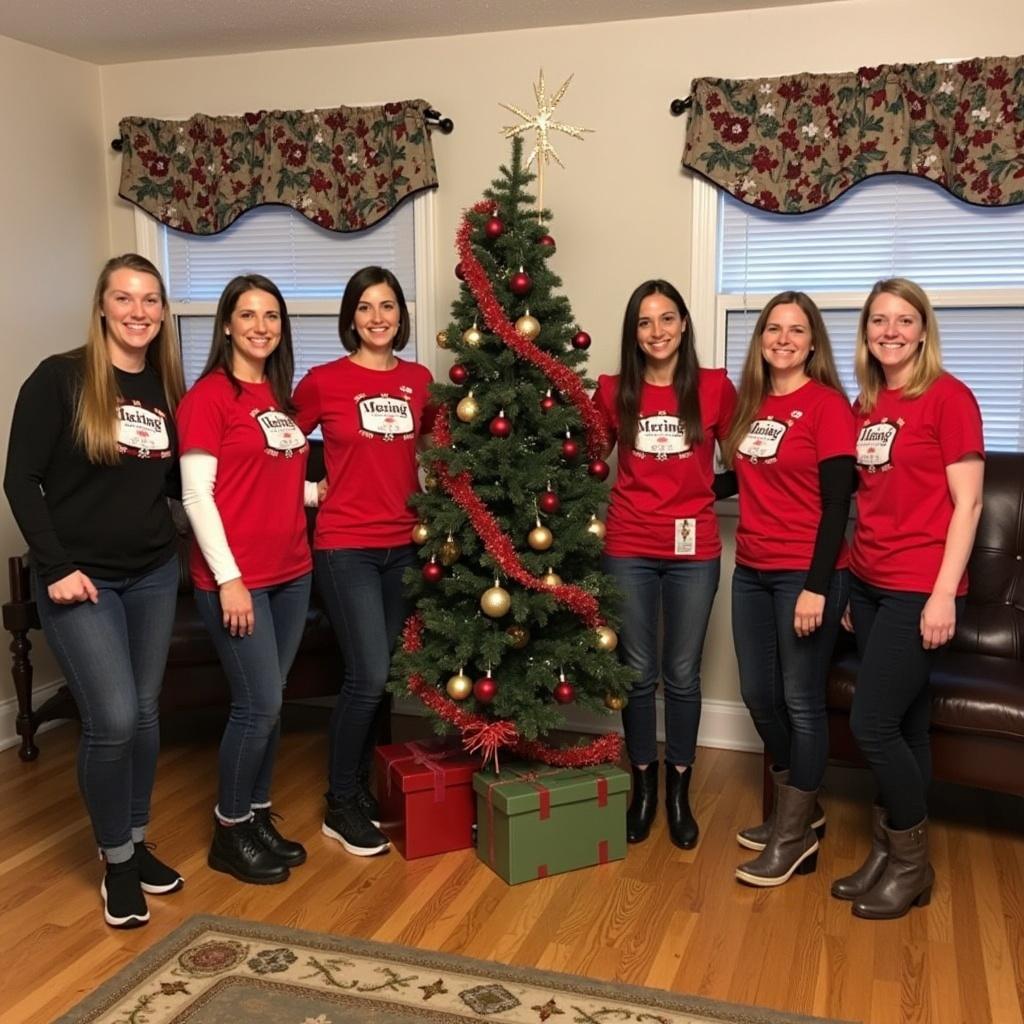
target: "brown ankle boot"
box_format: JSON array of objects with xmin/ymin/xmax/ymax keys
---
[
  {"xmin": 853, "ymin": 817, "xmax": 933, "ymax": 920},
  {"xmin": 737, "ymin": 766, "xmax": 826, "ymax": 851},
  {"xmin": 734, "ymin": 781, "xmax": 818, "ymax": 887},
  {"xmin": 831, "ymin": 804, "xmax": 887, "ymax": 900}
]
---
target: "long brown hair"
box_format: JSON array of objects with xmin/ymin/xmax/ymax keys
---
[
  {"xmin": 74, "ymin": 254, "xmax": 184, "ymax": 465},
  {"xmin": 722, "ymin": 291, "xmax": 845, "ymax": 467},
  {"xmin": 615, "ymin": 280, "xmax": 703, "ymax": 452},
  {"xmin": 202, "ymin": 275, "xmax": 296, "ymax": 413},
  {"xmin": 855, "ymin": 278, "xmax": 943, "ymax": 412}
]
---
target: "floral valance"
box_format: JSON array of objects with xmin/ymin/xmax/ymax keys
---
[
  {"xmin": 682, "ymin": 56, "xmax": 1024, "ymax": 212},
  {"xmin": 117, "ymin": 100, "xmax": 439, "ymax": 234}
]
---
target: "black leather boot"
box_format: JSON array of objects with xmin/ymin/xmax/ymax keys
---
[
  {"xmin": 626, "ymin": 763, "xmax": 658, "ymax": 843},
  {"xmin": 208, "ymin": 818, "xmax": 290, "ymax": 884},
  {"xmin": 251, "ymin": 808, "xmax": 307, "ymax": 866},
  {"xmin": 665, "ymin": 764, "xmax": 699, "ymax": 849}
]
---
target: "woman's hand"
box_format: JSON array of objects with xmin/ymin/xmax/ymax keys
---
[
  {"xmin": 317, "ymin": 477, "xmax": 328, "ymax": 504},
  {"xmin": 47, "ymin": 571, "xmax": 98, "ymax": 605},
  {"xmin": 920, "ymin": 592, "xmax": 956, "ymax": 650},
  {"xmin": 840, "ymin": 602, "xmax": 854, "ymax": 633},
  {"xmin": 793, "ymin": 590, "xmax": 825, "ymax": 637},
  {"xmin": 219, "ymin": 578, "xmax": 254, "ymax": 637}
]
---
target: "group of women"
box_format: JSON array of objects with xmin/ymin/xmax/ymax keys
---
[
  {"xmin": 3, "ymin": 250, "xmax": 982, "ymax": 931},
  {"xmin": 599, "ymin": 276, "xmax": 983, "ymax": 921},
  {"xmin": 4, "ymin": 256, "xmax": 431, "ymax": 928}
]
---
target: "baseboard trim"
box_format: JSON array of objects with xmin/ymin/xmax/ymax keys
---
[
  {"xmin": 393, "ymin": 694, "xmax": 763, "ymax": 755},
  {"xmin": 0, "ymin": 679, "xmax": 70, "ymax": 754}
]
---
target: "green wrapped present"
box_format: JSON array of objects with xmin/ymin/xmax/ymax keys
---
[{"xmin": 473, "ymin": 761, "xmax": 628, "ymax": 884}]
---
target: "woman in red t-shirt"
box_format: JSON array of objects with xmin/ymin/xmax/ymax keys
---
[
  {"xmin": 722, "ymin": 292, "xmax": 855, "ymax": 888},
  {"xmin": 293, "ymin": 266, "xmax": 434, "ymax": 859},
  {"xmin": 593, "ymin": 279, "xmax": 736, "ymax": 849},
  {"xmin": 835, "ymin": 278, "xmax": 983, "ymax": 920},
  {"xmin": 179, "ymin": 275, "xmax": 313, "ymax": 886}
]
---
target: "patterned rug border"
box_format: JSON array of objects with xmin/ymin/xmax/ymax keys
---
[{"xmin": 56, "ymin": 913, "xmax": 859, "ymax": 1024}]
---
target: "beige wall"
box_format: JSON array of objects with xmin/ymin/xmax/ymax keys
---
[{"xmin": 0, "ymin": 36, "xmax": 109, "ymax": 711}]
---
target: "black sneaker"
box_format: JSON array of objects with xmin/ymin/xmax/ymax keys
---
[
  {"xmin": 101, "ymin": 854, "xmax": 150, "ymax": 928},
  {"xmin": 354, "ymin": 781, "xmax": 381, "ymax": 826},
  {"xmin": 323, "ymin": 794, "xmax": 389, "ymax": 856},
  {"xmin": 208, "ymin": 819, "xmax": 290, "ymax": 885},
  {"xmin": 251, "ymin": 808, "xmax": 307, "ymax": 866},
  {"xmin": 134, "ymin": 841, "xmax": 184, "ymax": 894}
]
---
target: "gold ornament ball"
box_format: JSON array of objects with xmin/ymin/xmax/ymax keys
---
[
  {"xmin": 541, "ymin": 570, "xmax": 563, "ymax": 587},
  {"xmin": 462, "ymin": 326, "xmax": 483, "ymax": 348},
  {"xmin": 595, "ymin": 625, "xmax": 619, "ymax": 652},
  {"xmin": 435, "ymin": 330, "xmax": 449, "ymax": 349},
  {"xmin": 423, "ymin": 474, "xmax": 439, "ymax": 493},
  {"xmin": 480, "ymin": 584, "xmax": 512, "ymax": 618},
  {"xmin": 446, "ymin": 672, "xmax": 473, "ymax": 701},
  {"xmin": 456, "ymin": 394, "xmax": 480, "ymax": 422},
  {"xmin": 604, "ymin": 692, "xmax": 627, "ymax": 711},
  {"xmin": 505, "ymin": 624, "xmax": 530, "ymax": 649},
  {"xmin": 410, "ymin": 522, "xmax": 430, "ymax": 545},
  {"xmin": 586, "ymin": 515, "xmax": 607, "ymax": 541},
  {"xmin": 515, "ymin": 315, "xmax": 541, "ymax": 340},
  {"xmin": 439, "ymin": 538, "xmax": 462, "ymax": 566},
  {"xmin": 528, "ymin": 525, "xmax": 554, "ymax": 551}
]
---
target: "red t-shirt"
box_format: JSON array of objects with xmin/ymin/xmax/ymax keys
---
[
  {"xmin": 293, "ymin": 356, "xmax": 435, "ymax": 550},
  {"xmin": 734, "ymin": 379, "xmax": 856, "ymax": 571},
  {"xmin": 850, "ymin": 373, "xmax": 983, "ymax": 595},
  {"xmin": 593, "ymin": 369, "xmax": 737, "ymax": 560},
  {"xmin": 177, "ymin": 371, "xmax": 312, "ymax": 591}
]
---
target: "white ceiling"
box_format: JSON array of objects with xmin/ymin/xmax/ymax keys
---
[{"xmin": 1, "ymin": 0, "xmax": 830, "ymax": 65}]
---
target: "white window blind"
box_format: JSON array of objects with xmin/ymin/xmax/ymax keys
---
[{"xmin": 718, "ymin": 176, "xmax": 1024, "ymax": 451}]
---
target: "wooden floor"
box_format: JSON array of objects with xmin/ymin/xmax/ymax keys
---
[{"xmin": 1, "ymin": 708, "xmax": 1022, "ymax": 1024}]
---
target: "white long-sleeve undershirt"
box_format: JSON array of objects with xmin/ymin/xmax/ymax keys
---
[{"xmin": 180, "ymin": 451, "xmax": 242, "ymax": 586}]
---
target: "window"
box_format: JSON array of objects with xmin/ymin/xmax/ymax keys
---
[
  {"xmin": 133, "ymin": 193, "xmax": 437, "ymax": 390},
  {"xmin": 710, "ymin": 176, "xmax": 1024, "ymax": 451}
]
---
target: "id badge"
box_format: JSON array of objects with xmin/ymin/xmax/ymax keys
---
[{"xmin": 674, "ymin": 518, "xmax": 696, "ymax": 556}]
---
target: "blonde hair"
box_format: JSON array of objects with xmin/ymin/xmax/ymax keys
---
[
  {"xmin": 75, "ymin": 254, "xmax": 184, "ymax": 465},
  {"xmin": 722, "ymin": 291, "xmax": 845, "ymax": 467},
  {"xmin": 855, "ymin": 278, "xmax": 943, "ymax": 413}
]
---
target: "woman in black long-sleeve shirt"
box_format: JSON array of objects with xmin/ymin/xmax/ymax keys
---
[{"xmin": 4, "ymin": 253, "xmax": 185, "ymax": 929}]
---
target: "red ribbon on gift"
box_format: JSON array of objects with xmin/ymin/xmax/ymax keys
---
[
  {"xmin": 386, "ymin": 741, "xmax": 459, "ymax": 803},
  {"xmin": 484, "ymin": 766, "xmax": 564, "ymax": 868}
]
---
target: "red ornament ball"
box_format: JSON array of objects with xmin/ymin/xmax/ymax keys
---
[
  {"xmin": 449, "ymin": 363, "xmax": 469, "ymax": 385},
  {"xmin": 540, "ymin": 393, "xmax": 557, "ymax": 413},
  {"xmin": 538, "ymin": 490, "xmax": 560, "ymax": 514},
  {"xmin": 489, "ymin": 414, "xmax": 512, "ymax": 438},
  {"xmin": 588, "ymin": 459, "xmax": 610, "ymax": 481},
  {"xmin": 572, "ymin": 331, "xmax": 592, "ymax": 351},
  {"xmin": 422, "ymin": 560, "xmax": 445, "ymax": 583},
  {"xmin": 538, "ymin": 234, "xmax": 556, "ymax": 249},
  {"xmin": 454, "ymin": 262, "xmax": 466, "ymax": 281},
  {"xmin": 561, "ymin": 437, "xmax": 580, "ymax": 461},
  {"xmin": 509, "ymin": 270, "xmax": 532, "ymax": 297},
  {"xmin": 553, "ymin": 680, "xmax": 575, "ymax": 704},
  {"xmin": 473, "ymin": 676, "xmax": 497, "ymax": 704},
  {"xmin": 484, "ymin": 217, "xmax": 504, "ymax": 240}
]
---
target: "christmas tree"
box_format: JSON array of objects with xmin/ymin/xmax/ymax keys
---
[{"xmin": 390, "ymin": 135, "xmax": 633, "ymax": 766}]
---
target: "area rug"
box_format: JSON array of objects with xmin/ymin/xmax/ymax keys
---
[{"xmin": 56, "ymin": 914, "xmax": 856, "ymax": 1024}]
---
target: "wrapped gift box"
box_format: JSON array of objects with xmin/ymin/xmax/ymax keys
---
[
  {"xmin": 375, "ymin": 738, "xmax": 480, "ymax": 859},
  {"xmin": 473, "ymin": 761, "xmax": 628, "ymax": 884}
]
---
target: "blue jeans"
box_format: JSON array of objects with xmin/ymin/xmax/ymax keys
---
[
  {"xmin": 315, "ymin": 545, "xmax": 416, "ymax": 799},
  {"xmin": 33, "ymin": 555, "xmax": 179, "ymax": 860},
  {"xmin": 195, "ymin": 573, "xmax": 312, "ymax": 819},
  {"xmin": 732, "ymin": 565, "xmax": 850, "ymax": 791},
  {"xmin": 602, "ymin": 554, "xmax": 721, "ymax": 767},
  {"xmin": 848, "ymin": 574, "xmax": 964, "ymax": 829}
]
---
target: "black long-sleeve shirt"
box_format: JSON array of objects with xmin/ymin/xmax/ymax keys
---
[{"xmin": 4, "ymin": 352, "xmax": 179, "ymax": 585}]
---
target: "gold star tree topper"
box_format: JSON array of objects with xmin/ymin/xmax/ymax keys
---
[{"xmin": 500, "ymin": 70, "xmax": 593, "ymax": 209}]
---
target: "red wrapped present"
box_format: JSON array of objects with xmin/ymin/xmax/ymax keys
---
[{"xmin": 375, "ymin": 738, "xmax": 480, "ymax": 859}]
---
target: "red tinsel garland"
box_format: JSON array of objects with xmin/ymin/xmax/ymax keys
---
[{"xmin": 455, "ymin": 200, "xmax": 609, "ymax": 459}]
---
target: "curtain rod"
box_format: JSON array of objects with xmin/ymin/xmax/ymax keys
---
[
  {"xmin": 110, "ymin": 106, "xmax": 454, "ymax": 151},
  {"xmin": 670, "ymin": 97, "xmax": 692, "ymax": 116}
]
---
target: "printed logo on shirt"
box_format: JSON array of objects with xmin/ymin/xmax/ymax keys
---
[
  {"xmin": 116, "ymin": 401, "xmax": 172, "ymax": 459},
  {"xmin": 252, "ymin": 409, "xmax": 308, "ymax": 458},
  {"xmin": 856, "ymin": 419, "xmax": 901, "ymax": 472},
  {"xmin": 634, "ymin": 413, "xmax": 691, "ymax": 460},
  {"xmin": 738, "ymin": 417, "xmax": 789, "ymax": 463},
  {"xmin": 357, "ymin": 393, "xmax": 415, "ymax": 441}
]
